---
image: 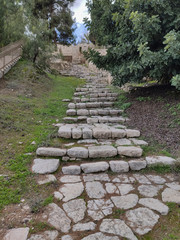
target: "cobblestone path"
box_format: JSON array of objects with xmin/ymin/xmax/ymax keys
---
[{"xmin": 2, "ymin": 66, "xmax": 180, "ymax": 240}]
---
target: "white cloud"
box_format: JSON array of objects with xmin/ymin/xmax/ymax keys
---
[{"xmin": 71, "ymin": 0, "xmax": 90, "ymax": 23}]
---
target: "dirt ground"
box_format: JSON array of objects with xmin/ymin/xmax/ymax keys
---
[{"xmin": 125, "ymin": 85, "xmax": 180, "ymax": 158}]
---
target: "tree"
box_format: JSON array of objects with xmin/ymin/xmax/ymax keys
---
[
  {"xmin": 80, "ymin": 32, "xmax": 91, "ymax": 44},
  {"xmin": 84, "ymin": 0, "xmax": 180, "ymax": 89},
  {"xmin": 32, "ymin": 0, "xmax": 76, "ymax": 44},
  {"xmin": 0, "ymin": 0, "xmax": 25, "ymax": 47},
  {"xmin": 22, "ymin": 0, "xmax": 76, "ymax": 66}
]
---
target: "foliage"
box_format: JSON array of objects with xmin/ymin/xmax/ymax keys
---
[
  {"xmin": 171, "ymin": 75, "xmax": 180, "ymax": 90},
  {"xmin": 0, "ymin": 0, "xmax": 76, "ymax": 67},
  {"xmin": 84, "ymin": 0, "xmax": 180, "ymax": 89},
  {"xmin": 0, "ymin": 0, "xmax": 25, "ymax": 47},
  {"xmin": 0, "ymin": 60, "xmax": 85, "ymax": 210},
  {"xmin": 32, "ymin": 0, "xmax": 76, "ymax": 44},
  {"xmin": 22, "ymin": 0, "xmax": 76, "ymax": 66}
]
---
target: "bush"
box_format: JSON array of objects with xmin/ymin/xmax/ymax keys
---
[{"xmin": 85, "ymin": 0, "xmax": 180, "ymax": 89}]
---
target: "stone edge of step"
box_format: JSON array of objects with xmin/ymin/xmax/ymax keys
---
[{"xmin": 59, "ymin": 156, "xmax": 177, "ymax": 175}]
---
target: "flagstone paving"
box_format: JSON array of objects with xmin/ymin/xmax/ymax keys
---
[{"xmin": 2, "ymin": 65, "xmax": 180, "ymax": 240}]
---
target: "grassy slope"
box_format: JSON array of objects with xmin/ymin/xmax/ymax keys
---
[{"xmin": 0, "ymin": 60, "xmax": 84, "ymax": 210}]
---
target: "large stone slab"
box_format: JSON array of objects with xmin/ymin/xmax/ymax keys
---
[
  {"xmin": 118, "ymin": 146, "xmax": 143, "ymax": 157},
  {"xmin": 72, "ymin": 128, "xmax": 82, "ymax": 139},
  {"xmin": 146, "ymin": 156, "xmax": 176, "ymax": 165},
  {"xmin": 87, "ymin": 199, "xmax": 113, "ymax": 220},
  {"xmin": 32, "ymin": 159, "xmax": 59, "ymax": 174},
  {"xmin": 62, "ymin": 165, "xmax": 81, "ymax": 175},
  {"xmin": 67, "ymin": 147, "xmax": 88, "ymax": 159},
  {"xmin": 78, "ymin": 139, "xmax": 98, "ymax": 144},
  {"xmin": 86, "ymin": 181, "xmax": 106, "ymax": 198},
  {"xmin": 72, "ymin": 222, "xmax": 96, "ymax": 232},
  {"xmin": 68, "ymin": 103, "xmax": 76, "ymax": 109},
  {"xmin": 88, "ymin": 145, "xmax": 117, "ymax": 158},
  {"xmin": 117, "ymin": 184, "xmax": 135, "ymax": 195},
  {"xmin": 81, "ymin": 162, "xmax": 109, "ymax": 173},
  {"xmin": 105, "ymin": 183, "xmax": 117, "ymax": 194},
  {"xmin": 3, "ymin": 228, "xmax": 29, "ymax": 240},
  {"xmin": 60, "ymin": 175, "xmax": 81, "ymax": 183},
  {"xmin": 87, "ymin": 118, "xmax": 98, "ymax": 124},
  {"xmin": 59, "ymin": 182, "xmax": 84, "ymax": 202},
  {"xmin": 116, "ymin": 139, "xmax": 132, "ymax": 146},
  {"xmin": 129, "ymin": 159, "xmax": 147, "ymax": 171},
  {"xmin": 66, "ymin": 109, "xmax": 76, "ymax": 116},
  {"xmin": 83, "ymin": 173, "xmax": 110, "ymax": 182},
  {"xmin": 126, "ymin": 129, "xmax": 140, "ymax": 138},
  {"xmin": 38, "ymin": 174, "xmax": 57, "ymax": 185},
  {"xmin": 111, "ymin": 128, "xmax": 126, "ymax": 139},
  {"xmin": 28, "ymin": 231, "xmax": 58, "ymax": 240},
  {"xmin": 109, "ymin": 161, "xmax": 129, "ymax": 173},
  {"xmin": 76, "ymin": 103, "xmax": 86, "ymax": 109},
  {"xmin": 138, "ymin": 185, "xmax": 160, "ymax": 197},
  {"xmin": 83, "ymin": 127, "xmax": 93, "ymax": 139},
  {"xmin": 46, "ymin": 203, "xmax": 71, "ymax": 233},
  {"xmin": 77, "ymin": 109, "xmax": 89, "ymax": 116},
  {"xmin": 126, "ymin": 207, "xmax": 159, "ymax": 235},
  {"xmin": 162, "ymin": 188, "xmax": 180, "ymax": 204},
  {"xmin": 131, "ymin": 138, "xmax": 148, "ymax": 146},
  {"xmin": 166, "ymin": 182, "xmax": 180, "ymax": 191},
  {"xmin": 92, "ymin": 127, "xmax": 111, "ymax": 139},
  {"xmin": 58, "ymin": 126, "xmax": 72, "ymax": 138},
  {"xmin": 133, "ymin": 174, "xmax": 151, "ymax": 184},
  {"xmin": 61, "ymin": 236, "xmax": 73, "ymax": 240},
  {"xmin": 81, "ymin": 232, "xmax": 119, "ymax": 240},
  {"xmin": 63, "ymin": 199, "xmax": 86, "ymax": 223},
  {"xmin": 145, "ymin": 174, "xmax": 166, "ymax": 184},
  {"xmin": 100, "ymin": 219, "xmax": 138, "ymax": 240},
  {"xmin": 139, "ymin": 198, "xmax": 169, "ymax": 215},
  {"xmin": 36, "ymin": 147, "xmax": 66, "ymax": 157},
  {"xmin": 111, "ymin": 194, "xmax": 138, "ymax": 209}
]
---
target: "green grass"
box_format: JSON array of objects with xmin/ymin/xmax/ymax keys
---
[
  {"xmin": 0, "ymin": 61, "xmax": 85, "ymax": 210},
  {"xmin": 141, "ymin": 145, "xmax": 174, "ymax": 158},
  {"xmin": 114, "ymin": 92, "xmax": 132, "ymax": 111}
]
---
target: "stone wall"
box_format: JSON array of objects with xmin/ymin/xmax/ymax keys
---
[{"xmin": 56, "ymin": 43, "xmax": 113, "ymax": 84}]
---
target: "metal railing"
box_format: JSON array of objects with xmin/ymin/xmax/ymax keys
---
[{"xmin": 0, "ymin": 40, "xmax": 23, "ymax": 79}]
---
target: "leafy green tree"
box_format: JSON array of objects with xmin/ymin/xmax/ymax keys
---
[{"xmin": 85, "ymin": 0, "xmax": 180, "ymax": 89}]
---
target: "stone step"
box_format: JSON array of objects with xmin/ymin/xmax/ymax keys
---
[
  {"xmin": 73, "ymin": 97, "xmax": 117, "ymax": 103},
  {"xmin": 60, "ymin": 155, "xmax": 177, "ymax": 175},
  {"xmin": 76, "ymin": 87, "xmax": 108, "ymax": 92},
  {"xmin": 58, "ymin": 124, "xmax": 140, "ymax": 139},
  {"xmin": 62, "ymin": 159, "xmax": 147, "ymax": 175},
  {"xmin": 87, "ymin": 116, "xmax": 129, "ymax": 124},
  {"xmin": 74, "ymin": 92, "xmax": 118, "ymax": 97},
  {"xmin": 66, "ymin": 108, "xmax": 123, "ymax": 117},
  {"xmin": 35, "ymin": 145, "xmax": 143, "ymax": 160},
  {"xmin": 63, "ymin": 116, "xmax": 128, "ymax": 124},
  {"xmin": 68, "ymin": 102, "xmax": 114, "ymax": 109}
]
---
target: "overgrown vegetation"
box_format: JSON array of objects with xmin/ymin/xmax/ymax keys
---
[
  {"xmin": 84, "ymin": 0, "xmax": 180, "ymax": 89},
  {"xmin": 0, "ymin": 60, "xmax": 84, "ymax": 210}
]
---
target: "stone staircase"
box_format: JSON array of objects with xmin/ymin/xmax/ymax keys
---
[
  {"xmin": 32, "ymin": 78, "xmax": 149, "ymax": 172},
  {"xmin": 3, "ymin": 66, "xmax": 179, "ymax": 240}
]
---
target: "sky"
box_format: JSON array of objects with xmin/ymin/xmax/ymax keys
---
[
  {"xmin": 71, "ymin": 0, "xmax": 89, "ymax": 24},
  {"xmin": 70, "ymin": 0, "xmax": 90, "ymax": 43}
]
